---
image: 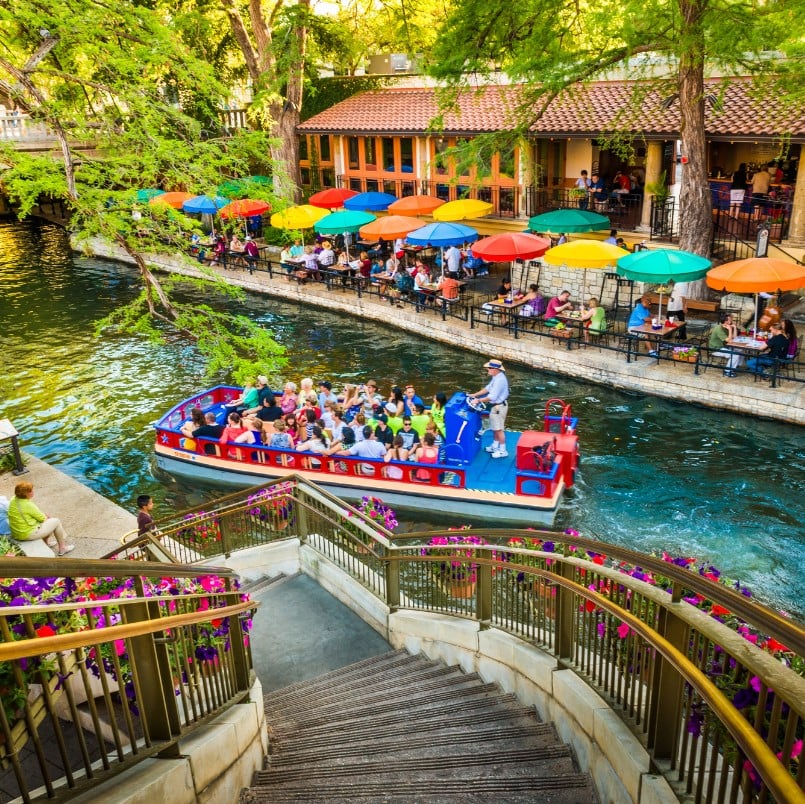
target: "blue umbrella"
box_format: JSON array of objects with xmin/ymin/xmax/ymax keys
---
[
  {"xmin": 406, "ymin": 222, "xmax": 478, "ymax": 247},
  {"xmin": 343, "ymin": 191, "xmax": 398, "ymax": 211},
  {"xmin": 183, "ymin": 195, "xmax": 229, "ymax": 214}
]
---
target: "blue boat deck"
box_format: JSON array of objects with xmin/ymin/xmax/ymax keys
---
[{"xmin": 464, "ymin": 431, "xmax": 520, "ymax": 493}]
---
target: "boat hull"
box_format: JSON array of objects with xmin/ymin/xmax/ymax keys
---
[{"xmin": 154, "ymin": 445, "xmax": 562, "ymax": 526}]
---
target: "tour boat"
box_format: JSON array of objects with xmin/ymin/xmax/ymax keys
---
[{"xmin": 153, "ymin": 388, "xmax": 580, "ymax": 525}]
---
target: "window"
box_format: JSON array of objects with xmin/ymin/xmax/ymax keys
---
[
  {"xmin": 457, "ymin": 138, "xmax": 471, "ymax": 178},
  {"xmin": 319, "ymin": 135, "xmax": 331, "ymax": 162},
  {"xmin": 347, "ymin": 137, "xmax": 360, "ymax": 170},
  {"xmin": 382, "ymin": 138, "xmax": 396, "ymax": 172},
  {"xmin": 364, "ymin": 138, "xmax": 377, "ymax": 171},
  {"xmin": 321, "ymin": 168, "xmax": 335, "ymax": 187},
  {"xmin": 366, "ymin": 179, "xmax": 379, "ymax": 192},
  {"xmin": 400, "ymin": 138, "xmax": 414, "ymax": 172},
  {"xmin": 349, "ymin": 177, "xmax": 363, "ymax": 191},
  {"xmin": 299, "ymin": 136, "xmax": 309, "ymax": 162},
  {"xmin": 498, "ymin": 146, "xmax": 515, "ymax": 181},
  {"xmin": 300, "ymin": 167, "xmax": 311, "ymax": 186},
  {"xmin": 434, "ymin": 139, "xmax": 449, "ymax": 175}
]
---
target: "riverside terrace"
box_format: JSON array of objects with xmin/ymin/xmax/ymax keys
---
[{"xmin": 86, "ymin": 238, "xmax": 805, "ymax": 425}]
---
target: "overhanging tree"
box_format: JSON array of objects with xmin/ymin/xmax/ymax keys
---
[
  {"xmin": 428, "ymin": 0, "xmax": 804, "ymax": 257},
  {"xmin": 0, "ymin": 0, "xmax": 287, "ymax": 381}
]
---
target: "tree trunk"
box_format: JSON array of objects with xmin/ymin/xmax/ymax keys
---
[{"xmin": 677, "ymin": 0, "xmax": 712, "ymax": 263}]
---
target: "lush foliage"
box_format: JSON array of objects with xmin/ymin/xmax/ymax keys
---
[{"xmin": 0, "ymin": 573, "xmax": 252, "ymax": 721}]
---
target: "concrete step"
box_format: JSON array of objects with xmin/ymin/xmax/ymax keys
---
[
  {"xmin": 266, "ymin": 656, "xmax": 462, "ymax": 718},
  {"xmin": 270, "ymin": 720, "xmax": 559, "ymax": 763},
  {"xmin": 239, "ymin": 572, "xmax": 297, "ymax": 596},
  {"xmin": 263, "ymin": 648, "xmax": 413, "ymax": 704},
  {"xmin": 244, "ymin": 650, "xmax": 598, "ymax": 803}
]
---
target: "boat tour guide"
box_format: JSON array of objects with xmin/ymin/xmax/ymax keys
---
[{"xmin": 467, "ymin": 358, "xmax": 510, "ymax": 459}]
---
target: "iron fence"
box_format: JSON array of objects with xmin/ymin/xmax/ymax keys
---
[
  {"xmin": 107, "ymin": 477, "xmax": 805, "ymax": 803},
  {"xmin": 0, "ymin": 560, "xmax": 255, "ymax": 802}
]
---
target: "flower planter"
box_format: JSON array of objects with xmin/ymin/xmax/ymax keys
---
[
  {"xmin": 673, "ymin": 353, "xmax": 698, "ymax": 363},
  {"xmin": 553, "ymin": 329, "xmax": 572, "ymax": 339},
  {"xmin": 448, "ymin": 580, "xmax": 476, "ymax": 599}
]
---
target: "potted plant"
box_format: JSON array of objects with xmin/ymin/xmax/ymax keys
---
[
  {"xmin": 423, "ymin": 529, "xmax": 489, "ymax": 598},
  {"xmin": 178, "ymin": 510, "xmax": 222, "ymax": 551},
  {"xmin": 343, "ymin": 496, "xmax": 397, "ymax": 553},
  {"xmin": 672, "ymin": 345, "xmax": 699, "ymax": 363},
  {"xmin": 246, "ymin": 484, "xmax": 294, "ymax": 532}
]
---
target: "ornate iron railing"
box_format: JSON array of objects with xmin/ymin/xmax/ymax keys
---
[
  {"xmin": 112, "ymin": 476, "xmax": 805, "ymax": 803},
  {"xmin": 0, "ymin": 559, "xmax": 255, "ymax": 802}
]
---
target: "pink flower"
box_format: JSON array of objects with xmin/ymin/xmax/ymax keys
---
[
  {"xmin": 114, "ymin": 639, "xmax": 127, "ymax": 656},
  {"xmin": 617, "ymin": 623, "xmax": 631, "ymax": 639}
]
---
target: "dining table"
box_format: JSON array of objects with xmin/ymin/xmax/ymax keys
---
[{"xmin": 626, "ymin": 321, "xmax": 680, "ymax": 363}]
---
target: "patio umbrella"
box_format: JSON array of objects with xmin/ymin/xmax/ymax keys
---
[
  {"xmin": 407, "ymin": 221, "xmax": 479, "ymax": 277},
  {"xmin": 706, "ymin": 257, "xmax": 805, "ymax": 334},
  {"xmin": 387, "ymin": 195, "xmax": 445, "ymax": 215},
  {"xmin": 308, "ymin": 187, "xmax": 358, "ymax": 209},
  {"xmin": 344, "ymin": 191, "xmax": 398, "ymax": 211},
  {"xmin": 218, "ymin": 199, "xmax": 271, "ymax": 219},
  {"xmin": 135, "ymin": 188, "xmax": 164, "ymax": 202},
  {"xmin": 314, "ymin": 210, "xmax": 376, "ymax": 257},
  {"xmin": 358, "ymin": 215, "xmax": 423, "ymax": 241},
  {"xmin": 182, "ymin": 195, "xmax": 229, "ymax": 215},
  {"xmin": 617, "ymin": 249, "xmax": 712, "ymax": 320},
  {"xmin": 270, "ymin": 205, "xmax": 329, "ymax": 231},
  {"xmin": 528, "ymin": 209, "xmax": 610, "ymax": 234},
  {"xmin": 472, "ymin": 232, "xmax": 551, "ymax": 292},
  {"xmin": 148, "ymin": 191, "xmax": 193, "ymax": 209},
  {"xmin": 432, "ymin": 199, "xmax": 493, "ymax": 222},
  {"xmin": 544, "ymin": 239, "xmax": 629, "ymax": 299}
]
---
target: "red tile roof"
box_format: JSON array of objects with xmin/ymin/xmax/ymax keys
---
[{"xmin": 298, "ymin": 80, "xmax": 805, "ymax": 140}]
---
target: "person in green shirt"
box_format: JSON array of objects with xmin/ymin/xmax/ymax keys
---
[
  {"xmin": 410, "ymin": 404, "xmax": 430, "ymax": 439},
  {"xmin": 708, "ymin": 313, "xmax": 743, "ymax": 377},
  {"xmin": 7, "ymin": 482, "xmax": 75, "ymax": 555},
  {"xmin": 580, "ymin": 298, "xmax": 607, "ymax": 343}
]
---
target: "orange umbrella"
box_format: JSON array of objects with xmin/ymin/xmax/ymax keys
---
[
  {"xmin": 705, "ymin": 258, "xmax": 805, "ymax": 293},
  {"xmin": 387, "ymin": 195, "xmax": 445, "ymax": 215},
  {"xmin": 359, "ymin": 215, "xmax": 423, "ymax": 240},
  {"xmin": 707, "ymin": 258, "xmax": 805, "ymax": 334},
  {"xmin": 148, "ymin": 191, "xmax": 193, "ymax": 209},
  {"xmin": 218, "ymin": 199, "xmax": 271, "ymax": 219}
]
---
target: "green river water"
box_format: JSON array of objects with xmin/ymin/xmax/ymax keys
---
[{"xmin": 1, "ymin": 221, "xmax": 803, "ymax": 616}]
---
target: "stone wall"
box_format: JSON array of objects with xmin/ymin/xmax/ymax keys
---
[{"xmin": 84, "ymin": 238, "xmax": 805, "ymax": 425}]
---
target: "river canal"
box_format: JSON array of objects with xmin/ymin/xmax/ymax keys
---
[{"xmin": 1, "ymin": 221, "xmax": 803, "ymax": 616}]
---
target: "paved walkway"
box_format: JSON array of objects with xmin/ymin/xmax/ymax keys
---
[
  {"xmin": 248, "ymin": 574, "xmax": 391, "ymax": 693},
  {"xmin": 0, "ymin": 456, "xmax": 136, "ymax": 558}
]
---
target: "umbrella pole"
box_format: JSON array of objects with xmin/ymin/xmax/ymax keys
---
[
  {"xmin": 754, "ymin": 293, "xmax": 759, "ymax": 336},
  {"xmin": 658, "ymin": 289, "xmax": 664, "ymax": 322}
]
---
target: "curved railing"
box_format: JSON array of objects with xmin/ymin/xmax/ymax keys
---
[
  {"xmin": 0, "ymin": 558, "xmax": 256, "ymax": 802},
  {"xmin": 109, "ymin": 476, "xmax": 805, "ymax": 802}
]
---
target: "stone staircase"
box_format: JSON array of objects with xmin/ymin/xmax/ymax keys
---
[{"xmin": 240, "ymin": 649, "xmax": 597, "ymax": 803}]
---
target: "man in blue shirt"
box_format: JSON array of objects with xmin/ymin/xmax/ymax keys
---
[
  {"xmin": 468, "ymin": 359, "xmax": 510, "ymax": 458},
  {"xmin": 628, "ymin": 295, "xmax": 655, "ymax": 354}
]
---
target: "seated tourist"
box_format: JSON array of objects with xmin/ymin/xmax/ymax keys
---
[
  {"xmin": 373, "ymin": 413, "xmax": 394, "ymax": 448},
  {"xmin": 544, "ymin": 290, "xmax": 573, "ymax": 326},
  {"xmin": 384, "ymin": 435, "xmax": 410, "ymax": 479},
  {"xmin": 402, "ymin": 385, "xmax": 424, "ymax": 416},
  {"xmin": 437, "ymin": 273, "xmax": 461, "ymax": 301},
  {"xmin": 295, "ymin": 425, "xmax": 329, "ymax": 454},
  {"xmin": 411, "ymin": 432, "xmax": 440, "ymax": 481},
  {"xmin": 747, "ymin": 322, "xmax": 789, "ymax": 376},
  {"xmin": 279, "ymin": 382, "xmax": 298, "ymax": 414},
  {"xmin": 234, "ymin": 416, "xmax": 264, "ymax": 445},
  {"xmin": 627, "ymin": 295, "xmax": 652, "ymax": 330},
  {"xmin": 268, "ymin": 418, "xmax": 294, "ymax": 450},
  {"xmin": 519, "ymin": 284, "xmax": 547, "ymax": 319},
  {"xmin": 219, "ymin": 413, "xmax": 247, "ymax": 453},
  {"xmin": 192, "ymin": 412, "xmax": 224, "ymax": 440},
  {"xmin": 410, "ymin": 404, "xmax": 430, "ymax": 438},
  {"xmin": 579, "ymin": 297, "xmax": 607, "ymax": 342},
  {"xmin": 181, "ymin": 407, "xmax": 206, "ymax": 438},
  {"xmin": 397, "ymin": 416, "xmax": 421, "ymax": 451},
  {"xmin": 345, "ymin": 426, "xmax": 387, "ymax": 473},
  {"xmin": 708, "ymin": 313, "xmax": 743, "ymax": 377},
  {"xmin": 226, "ymin": 380, "xmax": 259, "ymax": 416},
  {"xmin": 256, "ymin": 393, "xmax": 282, "ymax": 423},
  {"xmin": 244, "ymin": 375, "xmax": 272, "ymax": 415}
]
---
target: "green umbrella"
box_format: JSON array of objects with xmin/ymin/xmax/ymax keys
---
[
  {"xmin": 617, "ymin": 249, "xmax": 711, "ymax": 319},
  {"xmin": 528, "ymin": 209, "xmax": 610, "ymax": 233},
  {"xmin": 313, "ymin": 211, "xmax": 376, "ymax": 235},
  {"xmin": 135, "ymin": 188, "xmax": 165, "ymax": 202},
  {"xmin": 218, "ymin": 175, "xmax": 272, "ymax": 198}
]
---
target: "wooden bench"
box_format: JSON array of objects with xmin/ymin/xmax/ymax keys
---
[{"xmin": 645, "ymin": 293, "xmax": 720, "ymax": 314}]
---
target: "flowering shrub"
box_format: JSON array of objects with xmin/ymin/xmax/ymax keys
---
[
  {"xmin": 423, "ymin": 529, "xmax": 490, "ymax": 583},
  {"xmin": 178, "ymin": 511, "xmax": 221, "ymax": 546},
  {"xmin": 355, "ymin": 496, "xmax": 398, "ymax": 531},
  {"xmin": 246, "ymin": 484, "xmax": 294, "ymax": 529},
  {"xmin": 672, "ymin": 345, "xmax": 699, "ymax": 359},
  {"xmin": 0, "ymin": 574, "xmax": 253, "ymax": 721}
]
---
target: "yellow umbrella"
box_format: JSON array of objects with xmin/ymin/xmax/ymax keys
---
[
  {"xmin": 432, "ymin": 199, "xmax": 494, "ymax": 221},
  {"xmin": 543, "ymin": 240, "xmax": 629, "ymax": 268},
  {"xmin": 270, "ymin": 205, "xmax": 329, "ymax": 230},
  {"xmin": 543, "ymin": 240, "xmax": 629, "ymax": 299}
]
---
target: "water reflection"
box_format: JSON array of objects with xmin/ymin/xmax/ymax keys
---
[{"xmin": 1, "ymin": 221, "xmax": 803, "ymax": 616}]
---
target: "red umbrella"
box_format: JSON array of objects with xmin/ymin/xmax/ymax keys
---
[
  {"xmin": 387, "ymin": 195, "xmax": 445, "ymax": 215},
  {"xmin": 308, "ymin": 188, "xmax": 358, "ymax": 209},
  {"xmin": 148, "ymin": 191, "xmax": 193, "ymax": 209},
  {"xmin": 471, "ymin": 232, "xmax": 550, "ymax": 261},
  {"xmin": 218, "ymin": 199, "xmax": 271, "ymax": 219}
]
